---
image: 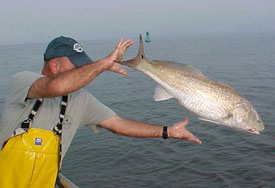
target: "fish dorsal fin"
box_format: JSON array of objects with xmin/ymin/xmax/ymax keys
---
[
  {"xmin": 152, "ymin": 60, "xmax": 205, "ymax": 77},
  {"xmin": 154, "ymin": 85, "xmax": 174, "ymax": 101}
]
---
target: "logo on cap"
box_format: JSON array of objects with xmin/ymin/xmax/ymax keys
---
[{"xmin": 73, "ymin": 43, "xmax": 84, "ymax": 53}]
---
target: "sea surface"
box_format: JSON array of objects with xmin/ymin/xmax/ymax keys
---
[{"xmin": 0, "ymin": 35, "xmax": 274, "ymax": 188}]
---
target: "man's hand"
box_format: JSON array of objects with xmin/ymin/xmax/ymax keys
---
[
  {"xmin": 168, "ymin": 117, "xmax": 202, "ymax": 144},
  {"xmin": 116, "ymin": 38, "xmax": 134, "ymax": 61},
  {"xmin": 103, "ymin": 38, "xmax": 133, "ymax": 76},
  {"xmin": 100, "ymin": 115, "xmax": 202, "ymax": 144}
]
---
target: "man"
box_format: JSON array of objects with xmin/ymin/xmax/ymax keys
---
[{"xmin": 0, "ymin": 36, "xmax": 201, "ymax": 188}]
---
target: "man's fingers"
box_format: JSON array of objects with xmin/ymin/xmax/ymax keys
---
[
  {"xmin": 188, "ymin": 134, "xmax": 202, "ymax": 144},
  {"xmin": 109, "ymin": 38, "xmax": 133, "ymax": 73},
  {"xmin": 182, "ymin": 118, "xmax": 201, "ymax": 144},
  {"xmin": 118, "ymin": 68, "xmax": 128, "ymax": 76},
  {"xmin": 114, "ymin": 64, "xmax": 128, "ymax": 76},
  {"xmin": 180, "ymin": 117, "xmax": 189, "ymax": 127},
  {"xmin": 121, "ymin": 39, "xmax": 134, "ymax": 51},
  {"xmin": 170, "ymin": 117, "xmax": 202, "ymax": 144},
  {"xmin": 115, "ymin": 38, "xmax": 124, "ymax": 50},
  {"xmin": 125, "ymin": 40, "xmax": 134, "ymax": 48}
]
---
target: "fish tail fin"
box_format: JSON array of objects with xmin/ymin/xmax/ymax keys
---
[{"xmin": 115, "ymin": 34, "xmax": 149, "ymax": 70}]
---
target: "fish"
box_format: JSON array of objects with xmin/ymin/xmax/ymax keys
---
[{"xmin": 117, "ymin": 35, "xmax": 265, "ymax": 135}]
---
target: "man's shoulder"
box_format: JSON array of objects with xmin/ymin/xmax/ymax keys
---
[
  {"xmin": 70, "ymin": 88, "xmax": 90, "ymax": 101},
  {"xmin": 11, "ymin": 71, "xmax": 41, "ymax": 86},
  {"xmin": 70, "ymin": 89, "xmax": 98, "ymax": 104},
  {"xmin": 9, "ymin": 71, "xmax": 41, "ymax": 90},
  {"xmin": 72, "ymin": 88, "xmax": 88, "ymax": 96},
  {"xmin": 12, "ymin": 71, "xmax": 40, "ymax": 79}
]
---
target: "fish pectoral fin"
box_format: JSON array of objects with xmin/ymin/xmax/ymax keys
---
[
  {"xmin": 198, "ymin": 117, "xmax": 220, "ymax": 125},
  {"xmin": 153, "ymin": 85, "xmax": 174, "ymax": 101}
]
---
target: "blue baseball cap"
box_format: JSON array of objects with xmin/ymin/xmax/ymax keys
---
[{"xmin": 43, "ymin": 36, "xmax": 93, "ymax": 67}]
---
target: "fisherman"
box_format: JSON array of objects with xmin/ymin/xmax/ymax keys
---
[{"xmin": 0, "ymin": 36, "xmax": 201, "ymax": 188}]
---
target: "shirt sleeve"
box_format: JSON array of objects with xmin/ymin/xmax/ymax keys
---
[
  {"xmin": 7, "ymin": 71, "xmax": 41, "ymax": 106},
  {"xmin": 81, "ymin": 92, "xmax": 116, "ymax": 132}
]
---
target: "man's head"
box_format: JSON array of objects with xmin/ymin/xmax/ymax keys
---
[{"xmin": 42, "ymin": 36, "xmax": 93, "ymax": 76}]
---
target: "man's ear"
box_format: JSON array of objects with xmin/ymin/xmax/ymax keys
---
[{"xmin": 49, "ymin": 59, "xmax": 60, "ymax": 74}]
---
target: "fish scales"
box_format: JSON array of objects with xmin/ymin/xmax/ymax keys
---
[{"xmin": 144, "ymin": 63, "xmax": 234, "ymax": 120}]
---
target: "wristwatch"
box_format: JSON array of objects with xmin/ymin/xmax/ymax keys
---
[{"xmin": 162, "ymin": 126, "xmax": 168, "ymax": 139}]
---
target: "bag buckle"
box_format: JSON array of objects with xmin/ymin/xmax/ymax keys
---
[{"xmin": 21, "ymin": 118, "xmax": 32, "ymax": 129}]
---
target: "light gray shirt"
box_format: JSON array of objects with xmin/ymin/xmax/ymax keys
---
[{"xmin": 0, "ymin": 71, "xmax": 115, "ymax": 159}]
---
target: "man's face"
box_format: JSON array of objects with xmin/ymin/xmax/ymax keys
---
[{"xmin": 42, "ymin": 57, "xmax": 76, "ymax": 76}]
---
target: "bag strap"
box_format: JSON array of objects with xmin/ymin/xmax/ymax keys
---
[
  {"xmin": 53, "ymin": 95, "xmax": 68, "ymax": 169},
  {"xmin": 21, "ymin": 98, "xmax": 43, "ymax": 129},
  {"xmin": 53, "ymin": 95, "xmax": 68, "ymax": 135},
  {"xmin": 21, "ymin": 95, "xmax": 68, "ymax": 135}
]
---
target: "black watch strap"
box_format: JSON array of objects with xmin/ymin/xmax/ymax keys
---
[{"xmin": 162, "ymin": 126, "xmax": 168, "ymax": 139}]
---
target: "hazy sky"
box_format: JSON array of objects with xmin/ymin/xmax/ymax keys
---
[{"xmin": 0, "ymin": 0, "xmax": 275, "ymax": 44}]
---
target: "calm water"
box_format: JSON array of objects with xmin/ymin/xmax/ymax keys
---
[{"xmin": 0, "ymin": 35, "xmax": 275, "ymax": 188}]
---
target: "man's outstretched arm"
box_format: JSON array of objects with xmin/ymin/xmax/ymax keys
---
[
  {"xmin": 99, "ymin": 115, "xmax": 202, "ymax": 144},
  {"xmin": 27, "ymin": 39, "xmax": 133, "ymax": 99}
]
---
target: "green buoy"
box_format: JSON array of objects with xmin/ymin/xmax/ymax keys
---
[{"xmin": 145, "ymin": 32, "xmax": 151, "ymax": 42}]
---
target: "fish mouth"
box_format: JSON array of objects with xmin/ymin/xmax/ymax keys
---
[{"xmin": 247, "ymin": 128, "xmax": 260, "ymax": 135}]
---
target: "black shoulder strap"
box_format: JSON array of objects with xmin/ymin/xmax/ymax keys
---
[
  {"xmin": 21, "ymin": 98, "xmax": 43, "ymax": 129},
  {"xmin": 53, "ymin": 95, "xmax": 68, "ymax": 169},
  {"xmin": 53, "ymin": 95, "xmax": 68, "ymax": 135},
  {"xmin": 21, "ymin": 95, "xmax": 68, "ymax": 133}
]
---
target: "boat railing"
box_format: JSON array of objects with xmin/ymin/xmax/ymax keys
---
[{"xmin": 56, "ymin": 173, "xmax": 80, "ymax": 188}]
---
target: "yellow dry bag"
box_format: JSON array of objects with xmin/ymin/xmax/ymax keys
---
[
  {"xmin": 0, "ymin": 128, "xmax": 60, "ymax": 188},
  {"xmin": 0, "ymin": 96, "xmax": 68, "ymax": 188}
]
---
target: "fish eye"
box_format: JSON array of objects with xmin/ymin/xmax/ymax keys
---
[{"xmin": 141, "ymin": 54, "xmax": 144, "ymax": 59}]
